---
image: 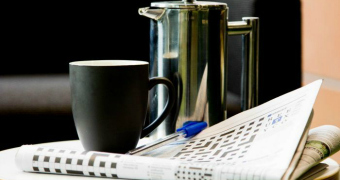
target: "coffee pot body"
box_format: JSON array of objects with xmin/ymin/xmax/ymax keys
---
[{"xmin": 139, "ymin": 1, "xmax": 259, "ymax": 139}]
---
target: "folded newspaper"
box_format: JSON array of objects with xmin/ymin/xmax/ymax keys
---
[{"xmin": 15, "ymin": 79, "xmax": 340, "ymax": 179}]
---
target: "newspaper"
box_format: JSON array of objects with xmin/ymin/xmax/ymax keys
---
[
  {"xmin": 290, "ymin": 125, "xmax": 340, "ymax": 179},
  {"xmin": 15, "ymin": 80, "xmax": 324, "ymax": 180}
]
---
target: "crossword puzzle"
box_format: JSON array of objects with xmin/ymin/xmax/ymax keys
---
[
  {"xmin": 169, "ymin": 106, "xmax": 295, "ymax": 180},
  {"xmin": 31, "ymin": 147, "xmax": 121, "ymax": 178},
  {"xmin": 170, "ymin": 117, "xmax": 264, "ymax": 163},
  {"xmin": 170, "ymin": 107, "xmax": 293, "ymax": 164}
]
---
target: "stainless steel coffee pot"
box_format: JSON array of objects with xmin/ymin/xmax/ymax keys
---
[{"xmin": 139, "ymin": 0, "xmax": 259, "ymax": 139}]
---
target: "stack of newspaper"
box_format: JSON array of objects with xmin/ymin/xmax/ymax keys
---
[{"xmin": 15, "ymin": 80, "xmax": 340, "ymax": 179}]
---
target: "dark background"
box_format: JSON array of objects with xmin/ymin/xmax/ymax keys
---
[
  {"xmin": 0, "ymin": 0, "xmax": 301, "ymax": 150},
  {"xmin": 2, "ymin": 2, "xmax": 150, "ymax": 75}
]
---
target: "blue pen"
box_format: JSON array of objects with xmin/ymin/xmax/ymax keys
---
[{"xmin": 128, "ymin": 121, "xmax": 207, "ymax": 155}]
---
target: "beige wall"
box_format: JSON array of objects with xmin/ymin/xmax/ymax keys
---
[{"xmin": 301, "ymin": 0, "xmax": 340, "ymax": 163}]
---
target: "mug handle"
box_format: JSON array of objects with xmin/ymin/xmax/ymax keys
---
[{"xmin": 140, "ymin": 77, "xmax": 176, "ymax": 138}]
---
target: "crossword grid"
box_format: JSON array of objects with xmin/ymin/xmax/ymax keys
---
[
  {"xmin": 170, "ymin": 117, "xmax": 264, "ymax": 163},
  {"xmin": 31, "ymin": 147, "xmax": 121, "ymax": 178},
  {"xmin": 171, "ymin": 107, "xmax": 293, "ymax": 180},
  {"xmin": 171, "ymin": 107, "xmax": 292, "ymax": 164}
]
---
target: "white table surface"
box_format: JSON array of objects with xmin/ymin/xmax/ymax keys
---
[{"xmin": 0, "ymin": 140, "xmax": 339, "ymax": 180}]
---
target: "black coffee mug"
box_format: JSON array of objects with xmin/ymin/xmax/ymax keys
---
[{"xmin": 69, "ymin": 60, "xmax": 175, "ymax": 153}]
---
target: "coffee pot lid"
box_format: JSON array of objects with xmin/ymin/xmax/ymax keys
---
[{"xmin": 151, "ymin": 0, "xmax": 227, "ymax": 9}]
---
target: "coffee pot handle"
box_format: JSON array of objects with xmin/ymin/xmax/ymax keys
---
[{"xmin": 228, "ymin": 17, "xmax": 259, "ymax": 110}]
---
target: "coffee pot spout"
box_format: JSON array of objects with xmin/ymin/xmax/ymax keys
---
[{"xmin": 138, "ymin": 7, "xmax": 165, "ymax": 21}]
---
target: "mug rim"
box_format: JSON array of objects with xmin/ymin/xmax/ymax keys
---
[{"xmin": 69, "ymin": 60, "xmax": 148, "ymax": 66}]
